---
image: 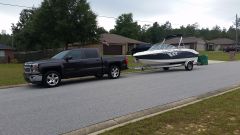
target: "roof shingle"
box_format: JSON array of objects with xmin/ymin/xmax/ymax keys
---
[
  {"xmin": 165, "ymin": 37, "xmax": 205, "ymax": 44},
  {"xmin": 209, "ymin": 38, "xmax": 235, "ymax": 45},
  {"xmin": 100, "ymin": 34, "xmax": 146, "ymax": 44}
]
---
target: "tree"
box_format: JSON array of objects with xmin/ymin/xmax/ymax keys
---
[
  {"xmin": 12, "ymin": 9, "xmax": 38, "ymax": 51},
  {"xmin": 96, "ymin": 27, "xmax": 108, "ymax": 35},
  {"xmin": 146, "ymin": 22, "xmax": 162, "ymax": 43},
  {"xmin": 12, "ymin": 0, "xmax": 98, "ymax": 51},
  {"xmin": 51, "ymin": 0, "xmax": 98, "ymax": 49},
  {"xmin": 110, "ymin": 13, "xmax": 141, "ymax": 40},
  {"xmin": 0, "ymin": 34, "xmax": 12, "ymax": 46}
]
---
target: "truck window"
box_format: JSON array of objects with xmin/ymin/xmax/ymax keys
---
[
  {"xmin": 67, "ymin": 50, "xmax": 83, "ymax": 60},
  {"xmin": 84, "ymin": 49, "xmax": 99, "ymax": 59}
]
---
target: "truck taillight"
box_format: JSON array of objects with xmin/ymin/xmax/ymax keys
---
[{"xmin": 125, "ymin": 56, "xmax": 128, "ymax": 65}]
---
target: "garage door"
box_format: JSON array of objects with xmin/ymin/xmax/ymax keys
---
[{"xmin": 103, "ymin": 45, "xmax": 122, "ymax": 55}]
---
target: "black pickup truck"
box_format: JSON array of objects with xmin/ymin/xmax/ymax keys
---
[{"xmin": 24, "ymin": 48, "xmax": 128, "ymax": 87}]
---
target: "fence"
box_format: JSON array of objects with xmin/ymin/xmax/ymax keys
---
[{"xmin": 14, "ymin": 49, "xmax": 63, "ymax": 63}]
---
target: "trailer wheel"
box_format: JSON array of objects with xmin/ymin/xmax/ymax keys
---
[
  {"xmin": 163, "ymin": 67, "xmax": 170, "ymax": 71},
  {"xmin": 185, "ymin": 61, "xmax": 193, "ymax": 71}
]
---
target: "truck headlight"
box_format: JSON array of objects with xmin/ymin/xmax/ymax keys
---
[{"xmin": 31, "ymin": 63, "xmax": 39, "ymax": 73}]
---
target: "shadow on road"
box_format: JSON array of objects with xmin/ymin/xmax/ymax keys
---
[
  {"xmin": 129, "ymin": 66, "xmax": 202, "ymax": 76},
  {"xmin": 27, "ymin": 75, "xmax": 128, "ymax": 89}
]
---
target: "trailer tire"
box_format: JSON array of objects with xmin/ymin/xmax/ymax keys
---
[
  {"xmin": 185, "ymin": 61, "xmax": 193, "ymax": 71},
  {"xmin": 163, "ymin": 67, "xmax": 170, "ymax": 71}
]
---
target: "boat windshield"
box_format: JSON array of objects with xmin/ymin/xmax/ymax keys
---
[{"xmin": 148, "ymin": 43, "xmax": 177, "ymax": 51}]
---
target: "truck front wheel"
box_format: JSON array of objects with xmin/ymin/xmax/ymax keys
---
[
  {"xmin": 108, "ymin": 65, "xmax": 120, "ymax": 79},
  {"xmin": 43, "ymin": 71, "xmax": 61, "ymax": 87}
]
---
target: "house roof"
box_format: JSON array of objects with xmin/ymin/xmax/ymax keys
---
[
  {"xmin": 209, "ymin": 38, "xmax": 235, "ymax": 45},
  {"xmin": 165, "ymin": 37, "xmax": 205, "ymax": 45},
  {"xmin": 100, "ymin": 34, "xmax": 147, "ymax": 44},
  {"xmin": 0, "ymin": 43, "xmax": 13, "ymax": 50}
]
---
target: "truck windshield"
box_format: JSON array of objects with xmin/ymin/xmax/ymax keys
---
[{"xmin": 52, "ymin": 50, "xmax": 70, "ymax": 59}]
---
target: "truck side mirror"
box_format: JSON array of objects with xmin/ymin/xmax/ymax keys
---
[{"xmin": 65, "ymin": 56, "xmax": 73, "ymax": 62}]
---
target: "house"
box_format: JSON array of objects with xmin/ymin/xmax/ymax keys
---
[
  {"xmin": 165, "ymin": 37, "xmax": 206, "ymax": 51},
  {"xmin": 208, "ymin": 38, "xmax": 235, "ymax": 51},
  {"xmin": 0, "ymin": 43, "xmax": 14, "ymax": 63},
  {"xmin": 72, "ymin": 34, "xmax": 148, "ymax": 55},
  {"xmin": 99, "ymin": 34, "xmax": 147, "ymax": 55}
]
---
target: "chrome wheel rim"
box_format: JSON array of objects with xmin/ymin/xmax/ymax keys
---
[
  {"xmin": 111, "ymin": 67, "xmax": 119, "ymax": 78},
  {"xmin": 46, "ymin": 73, "xmax": 59, "ymax": 86}
]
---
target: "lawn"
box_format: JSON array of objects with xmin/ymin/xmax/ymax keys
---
[
  {"xmin": 124, "ymin": 56, "xmax": 143, "ymax": 73},
  {"xmin": 101, "ymin": 88, "xmax": 240, "ymax": 135},
  {"xmin": 200, "ymin": 51, "xmax": 240, "ymax": 61},
  {"xmin": 0, "ymin": 64, "xmax": 25, "ymax": 86}
]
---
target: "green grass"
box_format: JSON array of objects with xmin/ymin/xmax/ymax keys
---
[
  {"xmin": 124, "ymin": 56, "xmax": 143, "ymax": 73},
  {"xmin": 101, "ymin": 89, "xmax": 240, "ymax": 135},
  {"xmin": 200, "ymin": 51, "xmax": 240, "ymax": 61},
  {"xmin": 0, "ymin": 64, "xmax": 25, "ymax": 86}
]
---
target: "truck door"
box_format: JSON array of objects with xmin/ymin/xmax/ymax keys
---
[
  {"xmin": 63, "ymin": 50, "xmax": 86, "ymax": 77},
  {"xmin": 82, "ymin": 49, "xmax": 102, "ymax": 75}
]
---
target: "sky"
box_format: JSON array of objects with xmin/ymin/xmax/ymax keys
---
[{"xmin": 0, "ymin": 0, "xmax": 239, "ymax": 34}]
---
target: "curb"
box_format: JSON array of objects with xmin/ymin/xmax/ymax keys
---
[
  {"xmin": 0, "ymin": 72, "xmax": 143, "ymax": 90},
  {"xmin": 62, "ymin": 84, "xmax": 240, "ymax": 135},
  {"xmin": 0, "ymin": 83, "xmax": 28, "ymax": 89}
]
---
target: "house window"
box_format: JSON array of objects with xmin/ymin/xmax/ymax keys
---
[{"xmin": 0, "ymin": 51, "xmax": 5, "ymax": 57}]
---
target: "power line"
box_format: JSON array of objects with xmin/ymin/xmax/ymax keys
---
[
  {"xmin": 0, "ymin": 2, "xmax": 32, "ymax": 8},
  {"xmin": 0, "ymin": 2, "xmax": 156, "ymax": 24},
  {"xmin": 236, "ymin": 14, "xmax": 238, "ymax": 45},
  {"xmin": 0, "ymin": 2, "xmax": 234, "ymax": 28},
  {"xmin": 99, "ymin": 15, "xmax": 155, "ymax": 24}
]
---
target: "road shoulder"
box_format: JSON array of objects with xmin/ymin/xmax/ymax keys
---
[{"xmin": 63, "ymin": 84, "xmax": 240, "ymax": 135}]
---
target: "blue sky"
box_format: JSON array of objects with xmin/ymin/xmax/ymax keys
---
[{"xmin": 0, "ymin": 0, "xmax": 239, "ymax": 34}]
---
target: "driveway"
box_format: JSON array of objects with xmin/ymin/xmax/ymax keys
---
[{"xmin": 0, "ymin": 61, "xmax": 240, "ymax": 135}]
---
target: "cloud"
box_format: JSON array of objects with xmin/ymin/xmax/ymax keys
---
[
  {"xmin": 88, "ymin": 0, "xmax": 179, "ymax": 17},
  {"xmin": 89, "ymin": 0, "xmax": 238, "ymax": 30}
]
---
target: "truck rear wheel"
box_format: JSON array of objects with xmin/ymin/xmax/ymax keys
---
[
  {"xmin": 108, "ymin": 65, "xmax": 120, "ymax": 79},
  {"xmin": 43, "ymin": 71, "xmax": 61, "ymax": 87}
]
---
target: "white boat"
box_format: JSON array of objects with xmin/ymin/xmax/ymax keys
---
[{"xmin": 133, "ymin": 36, "xmax": 199, "ymax": 71}]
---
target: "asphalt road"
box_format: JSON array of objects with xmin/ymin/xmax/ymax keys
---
[{"xmin": 1, "ymin": 62, "xmax": 240, "ymax": 135}]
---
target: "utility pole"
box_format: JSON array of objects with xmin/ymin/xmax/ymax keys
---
[
  {"xmin": 236, "ymin": 14, "xmax": 238, "ymax": 46},
  {"xmin": 11, "ymin": 34, "xmax": 14, "ymax": 48}
]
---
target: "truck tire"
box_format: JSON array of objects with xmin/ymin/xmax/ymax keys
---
[
  {"xmin": 43, "ymin": 71, "xmax": 61, "ymax": 87},
  {"xmin": 185, "ymin": 61, "xmax": 193, "ymax": 71},
  {"xmin": 108, "ymin": 65, "xmax": 120, "ymax": 79}
]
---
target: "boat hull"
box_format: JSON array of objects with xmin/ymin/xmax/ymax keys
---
[
  {"xmin": 137, "ymin": 57, "xmax": 198, "ymax": 66},
  {"xmin": 134, "ymin": 49, "xmax": 199, "ymax": 66}
]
